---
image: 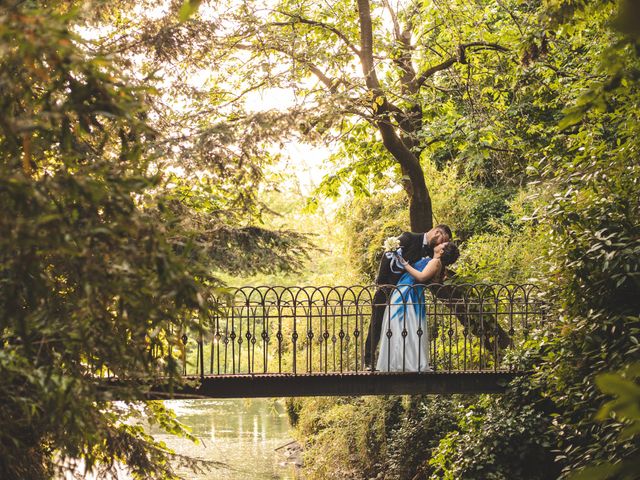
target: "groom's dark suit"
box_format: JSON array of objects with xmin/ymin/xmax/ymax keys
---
[{"xmin": 364, "ymin": 231, "xmax": 433, "ymax": 366}]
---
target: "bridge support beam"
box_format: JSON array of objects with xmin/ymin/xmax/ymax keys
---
[{"xmin": 146, "ymin": 372, "xmax": 521, "ymax": 399}]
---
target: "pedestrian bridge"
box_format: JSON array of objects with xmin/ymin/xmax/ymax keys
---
[{"xmin": 112, "ymin": 283, "xmax": 547, "ymax": 398}]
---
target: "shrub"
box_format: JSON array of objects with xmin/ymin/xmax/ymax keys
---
[
  {"xmin": 384, "ymin": 396, "xmax": 463, "ymax": 480},
  {"xmin": 292, "ymin": 396, "xmax": 402, "ymax": 479},
  {"xmin": 428, "ymin": 398, "xmax": 559, "ymax": 480}
]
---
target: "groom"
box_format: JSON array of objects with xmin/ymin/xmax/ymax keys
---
[{"xmin": 363, "ymin": 225, "xmax": 452, "ymax": 369}]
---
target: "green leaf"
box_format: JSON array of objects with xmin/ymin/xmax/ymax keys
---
[
  {"xmin": 595, "ymin": 374, "xmax": 640, "ymax": 398},
  {"xmin": 557, "ymin": 109, "xmax": 585, "ymax": 131},
  {"xmin": 568, "ymin": 462, "xmax": 622, "ymax": 480},
  {"xmin": 178, "ymin": 0, "xmax": 202, "ymax": 22}
]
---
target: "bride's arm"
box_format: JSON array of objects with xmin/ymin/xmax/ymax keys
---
[{"xmin": 399, "ymin": 257, "xmax": 443, "ymax": 283}]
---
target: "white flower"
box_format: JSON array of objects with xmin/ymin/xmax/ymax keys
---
[{"xmin": 382, "ymin": 236, "xmax": 401, "ymax": 252}]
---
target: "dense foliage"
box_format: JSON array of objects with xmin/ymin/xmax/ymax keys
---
[
  {"xmin": 288, "ymin": 1, "xmax": 640, "ymax": 480},
  {"xmin": 1, "ymin": 0, "xmax": 639, "ymax": 478},
  {"xmin": 0, "ymin": 2, "xmax": 306, "ymax": 478}
]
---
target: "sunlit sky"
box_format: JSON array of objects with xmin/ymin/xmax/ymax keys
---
[
  {"xmin": 241, "ymin": 87, "xmax": 335, "ymax": 195},
  {"xmin": 78, "ymin": 1, "xmax": 337, "ymax": 195}
]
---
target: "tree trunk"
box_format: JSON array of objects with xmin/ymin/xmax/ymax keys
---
[
  {"xmin": 409, "ymin": 182, "xmax": 433, "ymax": 232},
  {"xmin": 380, "ymin": 130, "xmax": 433, "ymax": 232},
  {"xmin": 356, "ymin": 0, "xmax": 433, "ymax": 232}
]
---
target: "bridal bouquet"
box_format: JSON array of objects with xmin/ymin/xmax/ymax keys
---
[
  {"xmin": 383, "ymin": 236, "xmax": 405, "ymax": 273},
  {"xmin": 382, "ymin": 236, "xmax": 401, "ymax": 252}
]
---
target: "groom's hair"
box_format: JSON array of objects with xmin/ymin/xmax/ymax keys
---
[
  {"xmin": 441, "ymin": 242, "xmax": 460, "ymax": 266},
  {"xmin": 435, "ymin": 224, "xmax": 452, "ymax": 240}
]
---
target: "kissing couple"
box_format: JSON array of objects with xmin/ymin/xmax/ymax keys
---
[{"xmin": 364, "ymin": 225, "xmax": 459, "ymax": 372}]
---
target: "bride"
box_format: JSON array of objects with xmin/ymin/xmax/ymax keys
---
[{"xmin": 376, "ymin": 241, "xmax": 460, "ymax": 372}]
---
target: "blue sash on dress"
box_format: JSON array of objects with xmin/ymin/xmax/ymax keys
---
[{"xmin": 389, "ymin": 257, "xmax": 430, "ymax": 323}]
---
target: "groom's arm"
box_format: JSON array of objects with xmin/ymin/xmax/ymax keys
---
[
  {"xmin": 375, "ymin": 231, "xmax": 411, "ymax": 285},
  {"xmin": 375, "ymin": 250, "xmax": 392, "ymax": 285},
  {"xmin": 397, "ymin": 231, "xmax": 413, "ymax": 250}
]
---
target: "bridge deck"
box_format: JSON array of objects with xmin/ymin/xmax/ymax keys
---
[{"xmin": 146, "ymin": 371, "xmax": 522, "ymax": 398}]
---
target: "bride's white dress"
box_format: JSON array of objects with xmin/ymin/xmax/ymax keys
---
[{"xmin": 376, "ymin": 257, "xmax": 431, "ymax": 372}]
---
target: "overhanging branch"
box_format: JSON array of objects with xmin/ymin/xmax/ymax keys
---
[
  {"xmin": 271, "ymin": 12, "xmax": 361, "ymax": 58},
  {"xmin": 416, "ymin": 42, "xmax": 509, "ymax": 87}
]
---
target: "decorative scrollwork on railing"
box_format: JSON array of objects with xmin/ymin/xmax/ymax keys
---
[{"xmin": 161, "ymin": 283, "xmax": 547, "ymax": 377}]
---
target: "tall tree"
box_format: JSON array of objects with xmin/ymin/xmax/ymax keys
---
[
  {"xmin": 100, "ymin": 0, "xmax": 516, "ymax": 231},
  {"xmin": 252, "ymin": 0, "xmax": 510, "ymax": 230}
]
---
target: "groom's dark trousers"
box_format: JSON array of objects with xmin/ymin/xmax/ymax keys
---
[{"xmin": 364, "ymin": 232, "xmax": 430, "ymax": 367}]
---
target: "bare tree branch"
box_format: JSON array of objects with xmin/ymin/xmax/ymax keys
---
[
  {"xmin": 305, "ymin": 63, "xmax": 339, "ymax": 93},
  {"xmin": 496, "ymin": 0, "xmax": 524, "ymax": 35},
  {"xmin": 416, "ymin": 57, "xmax": 457, "ymax": 86},
  {"xmin": 383, "ymin": 0, "xmax": 420, "ymax": 96},
  {"xmin": 382, "ymin": 0, "xmax": 402, "ymax": 41},
  {"xmin": 416, "ymin": 41, "xmax": 509, "ymax": 87},
  {"xmin": 270, "ymin": 11, "xmax": 361, "ymax": 58}
]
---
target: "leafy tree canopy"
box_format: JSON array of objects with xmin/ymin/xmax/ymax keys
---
[{"xmin": 0, "ymin": 1, "xmax": 308, "ymax": 478}]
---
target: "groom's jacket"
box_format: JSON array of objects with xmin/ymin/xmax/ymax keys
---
[{"xmin": 375, "ymin": 231, "xmax": 434, "ymax": 286}]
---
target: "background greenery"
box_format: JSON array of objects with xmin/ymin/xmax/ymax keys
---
[
  {"xmin": 1, "ymin": 0, "xmax": 638, "ymax": 479},
  {"xmin": 282, "ymin": 1, "xmax": 640, "ymax": 479}
]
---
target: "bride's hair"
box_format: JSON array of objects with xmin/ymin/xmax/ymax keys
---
[{"xmin": 440, "ymin": 242, "xmax": 460, "ymax": 266}]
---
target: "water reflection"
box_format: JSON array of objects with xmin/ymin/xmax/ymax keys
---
[{"xmin": 151, "ymin": 399, "xmax": 298, "ymax": 480}]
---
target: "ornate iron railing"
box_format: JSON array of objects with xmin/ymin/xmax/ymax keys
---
[{"xmin": 169, "ymin": 283, "xmax": 546, "ymax": 377}]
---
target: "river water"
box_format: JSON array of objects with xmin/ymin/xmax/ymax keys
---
[{"xmin": 152, "ymin": 399, "xmax": 299, "ymax": 480}]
